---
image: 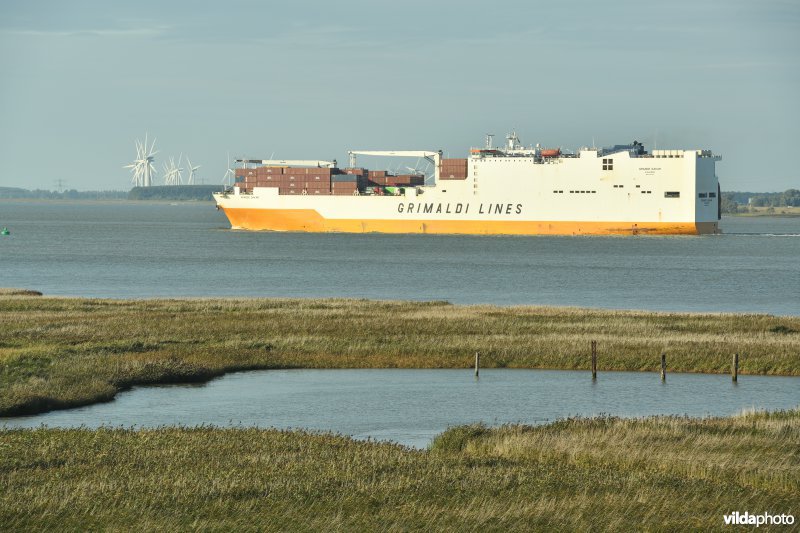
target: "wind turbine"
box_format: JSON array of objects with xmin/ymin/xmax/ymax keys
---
[
  {"xmin": 186, "ymin": 157, "xmax": 200, "ymax": 185},
  {"xmin": 124, "ymin": 134, "xmax": 157, "ymax": 187},
  {"xmin": 222, "ymin": 151, "xmax": 234, "ymax": 187},
  {"xmin": 162, "ymin": 158, "xmax": 175, "ymax": 185},
  {"xmin": 163, "ymin": 154, "xmax": 184, "ymax": 185},
  {"xmin": 406, "ymin": 157, "xmax": 432, "ymax": 180}
]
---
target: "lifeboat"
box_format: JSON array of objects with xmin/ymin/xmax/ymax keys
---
[{"xmin": 540, "ymin": 148, "xmax": 561, "ymax": 158}]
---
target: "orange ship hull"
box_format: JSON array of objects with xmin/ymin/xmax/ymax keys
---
[{"xmin": 221, "ymin": 207, "xmax": 718, "ymax": 236}]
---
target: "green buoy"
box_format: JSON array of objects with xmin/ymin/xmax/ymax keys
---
[{"xmin": 1, "ymin": 227, "xmax": 9, "ymax": 236}]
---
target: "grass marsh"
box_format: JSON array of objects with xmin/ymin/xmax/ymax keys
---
[
  {"xmin": 1, "ymin": 295, "xmax": 798, "ymax": 417},
  {"xmin": 1, "ymin": 409, "xmax": 797, "ymax": 531}
]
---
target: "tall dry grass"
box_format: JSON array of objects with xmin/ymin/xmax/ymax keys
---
[
  {"xmin": 1, "ymin": 295, "xmax": 798, "ymax": 416},
  {"xmin": 1, "ymin": 409, "xmax": 797, "ymax": 530}
]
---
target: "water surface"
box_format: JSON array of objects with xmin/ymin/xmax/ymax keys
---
[
  {"xmin": 1, "ymin": 200, "xmax": 799, "ymax": 314},
  {"xmin": 3, "ymin": 369, "xmax": 798, "ymax": 448}
]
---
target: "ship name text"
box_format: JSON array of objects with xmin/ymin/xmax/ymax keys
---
[{"xmin": 397, "ymin": 203, "xmax": 522, "ymax": 215}]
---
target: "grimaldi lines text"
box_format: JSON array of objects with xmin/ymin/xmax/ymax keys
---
[{"xmin": 214, "ymin": 133, "xmax": 722, "ymax": 236}]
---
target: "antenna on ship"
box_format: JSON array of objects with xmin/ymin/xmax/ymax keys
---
[
  {"xmin": 485, "ymin": 133, "xmax": 494, "ymax": 149},
  {"xmin": 186, "ymin": 157, "xmax": 200, "ymax": 185},
  {"xmin": 124, "ymin": 133, "xmax": 158, "ymax": 187}
]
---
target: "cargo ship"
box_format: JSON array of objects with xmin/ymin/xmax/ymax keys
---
[{"xmin": 213, "ymin": 132, "xmax": 722, "ymax": 235}]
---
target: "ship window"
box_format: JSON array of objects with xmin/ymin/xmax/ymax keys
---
[
  {"xmin": 602, "ymin": 158, "xmax": 614, "ymax": 171},
  {"xmin": 636, "ymin": 185, "xmax": 641, "ymax": 188},
  {"xmin": 709, "ymin": 192, "xmax": 717, "ymax": 198},
  {"xmin": 665, "ymin": 191, "xmax": 680, "ymax": 198},
  {"xmin": 699, "ymin": 193, "xmax": 708, "ymax": 198},
  {"xmin": 647, "ymin": 191, "xmax": 652, "ymax": 194}
]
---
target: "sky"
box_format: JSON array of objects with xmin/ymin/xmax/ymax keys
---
[{"xmin": 0, "ymin": 0, "xmax": 797, "ymax": 192}]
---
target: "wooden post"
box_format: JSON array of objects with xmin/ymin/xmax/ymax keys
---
[
  {"xmin": 591, "ymin": 341, "xmax": 597, "ymax": 380},
  {"xmin": 660, "ymin": 353, "xmax": 666, "ymax": 382},
  {"xmin": 475, "ymin": 352, "xmax": 480, "ymax": 378},
  {"xmin": 732, "ymin": 353, "xmax": 738, "ymax": 382}
]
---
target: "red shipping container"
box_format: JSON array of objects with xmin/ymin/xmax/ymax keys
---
[{"xmin": 343, "ymin": 168, "xmax": 367, "ymax": 176}]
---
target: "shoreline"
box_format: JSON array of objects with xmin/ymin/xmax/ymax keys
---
[{"xmin": 1, "ymin": 294, "xmax": 798, "ymax": 418}]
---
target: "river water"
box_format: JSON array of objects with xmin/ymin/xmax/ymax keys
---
[
  {"xmin": 1, "ymin": 200, "xmax": 799, "ymax": 314},
  {"xmin": 2, "ymin": 369, "xmax": 798, "ymax": 448}
]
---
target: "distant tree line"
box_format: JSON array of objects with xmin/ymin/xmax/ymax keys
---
[
  {"xmin": 0, "ymin": 187, "xmax": 127, "ymax": 200},
  {"xmin": 721, "ymin": 189, "xmax": 800, "ymax": 213},
  {"xmin": 127, "ymin": 185, "xmax": 223, "ymax": 201},
  {"xmin": 0, "ymin": 186, "xmax": 222, "ymax": 201}
]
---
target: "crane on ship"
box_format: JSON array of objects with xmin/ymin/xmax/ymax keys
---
[
  {"xmin": 236, "ymin": 158, "xmax": 338, "ymax": 168},
  {"xmin": 347, "ymin": 150, "xmax": 442, "ymax": 178}
]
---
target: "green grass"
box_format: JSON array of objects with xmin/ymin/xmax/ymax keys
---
[
  {"xmin": 1, "ymin": 409, "xmax": 797, "ymax": 531},
  {"xmin": 1, "ymin": 295, "xmax": 798, "ymax": 416}
]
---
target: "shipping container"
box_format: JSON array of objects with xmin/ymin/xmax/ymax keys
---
[
  {"xmin": 304, "ymin": 183, "xmax": 331, "ymax": 190},
  {"xmin": 342, "ymin": 168, "xmax": 367, "ymax": 176},
  {"xmin": 282, "ymin": 167, "xmax": 334, "ymax": 176}
]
